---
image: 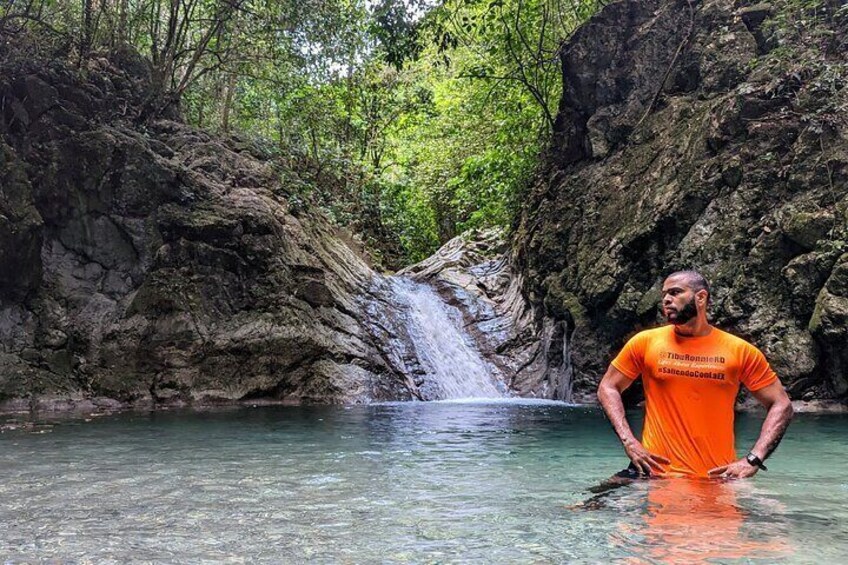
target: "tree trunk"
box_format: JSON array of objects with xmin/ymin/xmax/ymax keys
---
[
  {"xmin": 80, "ymin": 0, "xmax": 95, "ymax": 63},
  {"xmin": 220, "ymin": 72, "xmax": 237, "ymax": 133},
  {"xmin": 117, "ymin": 0, "xmax": 128, "ymax": 44}
]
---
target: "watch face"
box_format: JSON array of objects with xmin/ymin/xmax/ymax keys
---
[{"xmin": 746, "ymin": 453, "xmax": 766, "ymax": 470}]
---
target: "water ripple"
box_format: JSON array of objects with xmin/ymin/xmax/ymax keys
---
[{"xmin": 1, "ymin": 405, "xmax": 846, "ymax": 562}]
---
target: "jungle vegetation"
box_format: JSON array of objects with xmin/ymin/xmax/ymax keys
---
[{"xmin": 2, "ymin": 0, "xmax": 840, "ymax": 266}]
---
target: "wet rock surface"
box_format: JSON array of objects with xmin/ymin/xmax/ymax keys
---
[{"xmin": 514, "ymin": 0, "xmax": 848, "ymax": 402}]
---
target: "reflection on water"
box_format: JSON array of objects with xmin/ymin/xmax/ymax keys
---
[
  {"xmin": 611, "ymin": 479, "xmax": 793, "ymax": 564},
  {"xmin": 0, "ymin": 402, "xmax": 846, "ymax": 562}
]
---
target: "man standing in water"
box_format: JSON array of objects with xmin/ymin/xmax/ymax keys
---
[{"xmin": 597, "ymin": 270, "xmax": 794, "ymax": 479}]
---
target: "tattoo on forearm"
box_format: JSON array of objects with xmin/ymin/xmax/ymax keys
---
[
  {"xmin": 757, "ymin": 403, "xmax": 794, "ymax": 460},
  {"xmin": 764, "ymin": 417, "xmax": 791, "ymax": 459}
]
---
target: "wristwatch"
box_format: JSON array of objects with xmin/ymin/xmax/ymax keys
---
[{"xmin": 746, "ymin": 452, "xmax": 768, "ymax": 471}]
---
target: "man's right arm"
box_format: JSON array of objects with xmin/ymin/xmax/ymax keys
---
[{"xmin": 597, "ymin": 365, "xmax": 670, "ymax": 475}]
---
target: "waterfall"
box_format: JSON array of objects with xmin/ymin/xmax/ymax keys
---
[{"xmin": 391, "ymin": 277, "xmax": 504, "ymax": 400}]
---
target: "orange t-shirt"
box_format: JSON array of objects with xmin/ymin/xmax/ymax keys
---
[{"xmin": 611, "ymin": 325, "xmax": 778, "ymax": 477}]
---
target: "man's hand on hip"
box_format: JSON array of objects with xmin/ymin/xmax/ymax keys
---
[
  {"xmin": 708, "ymin": 458, "xmax": 759, "ymax": 479},
  {"xmin": 623, "ymin": 439, "xmax": 670, "ymax": 476}
]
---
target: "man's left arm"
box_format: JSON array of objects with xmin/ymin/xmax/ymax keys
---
[{"xmin": 708, "ymin": 380, "xmax": 794, "ymax": 479}]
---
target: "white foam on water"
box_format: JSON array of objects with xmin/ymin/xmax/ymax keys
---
[
  {"xmin": 371, "ymin": 397, "xmax": 578, "ymax": 407},
  {"xmin": 427, "ymin": 397, "xmax": 577, "ymax": 406}
]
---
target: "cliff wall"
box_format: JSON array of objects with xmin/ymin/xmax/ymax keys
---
[{"xmin": 514, "ymin": 0, "xmax": 848, "ymax": 401}]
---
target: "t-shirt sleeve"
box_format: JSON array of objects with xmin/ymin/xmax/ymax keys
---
[
  {"xmin": 740, "ymin": 342, "xmax": 779, "ymax": 391},
  {"xmin": 611, "ymin": 332, "xmax": 647, "ymax": 380}
]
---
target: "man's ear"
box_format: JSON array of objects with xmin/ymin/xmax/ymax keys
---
[{"xmin": 695, "ymin": 289, "xmax": 709, "ymax": 307}]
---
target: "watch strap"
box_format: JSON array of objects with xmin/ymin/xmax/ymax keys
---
[{"xmin": 746, "ymin": 452, "xmax": 768, "ymax": 471}]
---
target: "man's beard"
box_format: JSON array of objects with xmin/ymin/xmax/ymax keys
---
[{"xmin": 667, "ymin": 296, "xmax": 698, "ymax": 325}]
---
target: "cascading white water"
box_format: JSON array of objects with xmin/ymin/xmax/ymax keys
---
[{"xmin": 391, "ymin": 277, "xmax": 504, "ymax": 400}]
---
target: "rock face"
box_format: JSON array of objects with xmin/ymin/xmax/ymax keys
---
[
  {"xmin": 0, "ymin": 55, "xmax": 419, "ymax": 409},
  {"xmin": 514, "ymin": 0, "xmax": 848, "ymax": 401},
  {"xmin": 0, "ymin": 52, "xmax": 566, "ymax": 410}
]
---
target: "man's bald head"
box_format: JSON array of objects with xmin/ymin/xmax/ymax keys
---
[{"xmin": 665, "ymin": 270, "xmax": 711, "ymax": 305}]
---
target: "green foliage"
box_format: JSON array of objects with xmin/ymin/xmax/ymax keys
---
[
  {"xmin": 362, "ymin": 0, "xmax": 601, "ymax": 261},
  {"xmin": 370, "ymin": 0, "xmax": 425, "ymax": 70},
  {"xmin": 1, "ymin": 0, "xmax": 601, "ymax": 267}
]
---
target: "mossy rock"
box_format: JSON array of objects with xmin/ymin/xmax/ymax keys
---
[{"xmin": 783, "ymin": 210, "xmax": 837, "ymax": 250}]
